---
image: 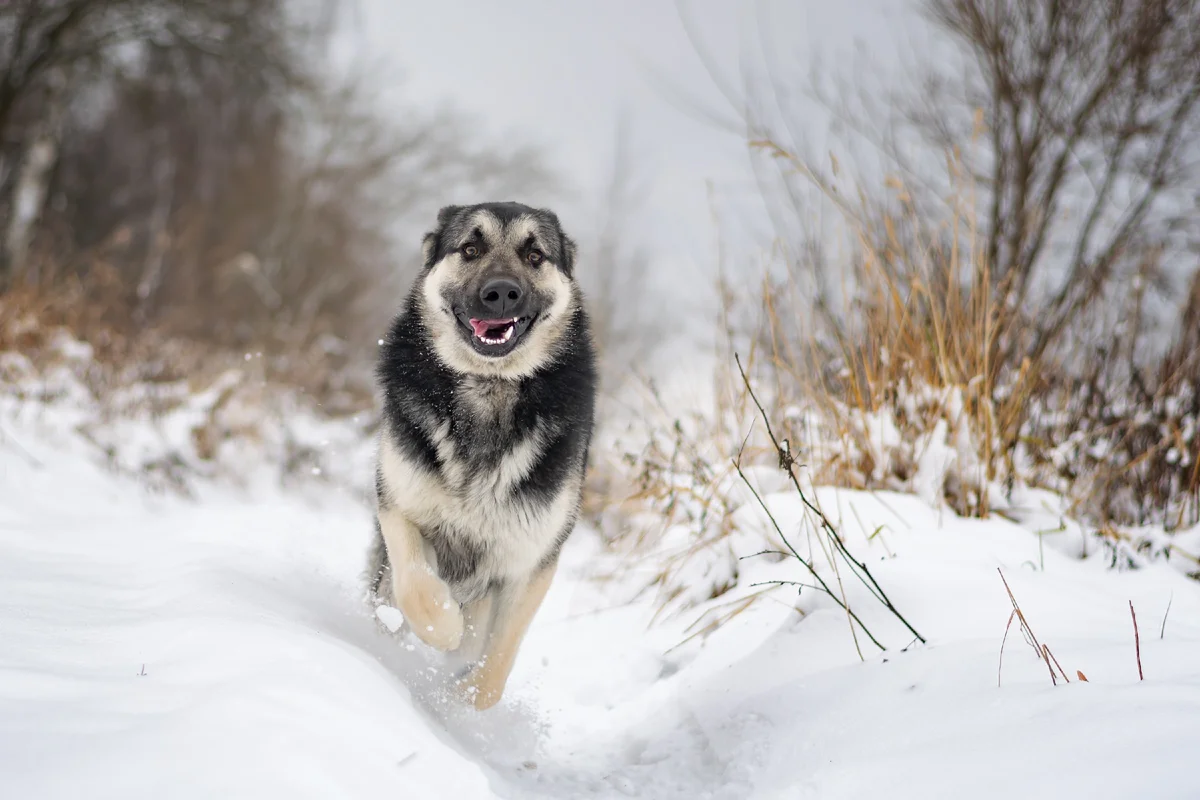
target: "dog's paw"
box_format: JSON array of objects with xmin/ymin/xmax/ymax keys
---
[
  {"xmin": 458, "ymin": 665, "xmax": 504, "ymax": 711},
  {"xmin": 393, "ymin": 568, "xmax": 463, "ymax": 651}
]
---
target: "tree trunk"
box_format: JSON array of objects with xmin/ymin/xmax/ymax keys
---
[{"xmin": 2, "ymin": 66, "xmax": 70, "ymax": 286}]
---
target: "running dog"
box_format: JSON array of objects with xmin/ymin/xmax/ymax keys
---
[{"xmin": 368, "ymin": 202, "xmax": 596, "ymax": 710}]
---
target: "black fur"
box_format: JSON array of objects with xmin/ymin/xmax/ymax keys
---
[{"xmin": 372, "ymin": 203, "xmax": 596, "ymax": 599}]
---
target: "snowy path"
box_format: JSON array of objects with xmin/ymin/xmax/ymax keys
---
[{"xmin": 3, "ymin": 427, "xmax": 1200, "ymax": 799}]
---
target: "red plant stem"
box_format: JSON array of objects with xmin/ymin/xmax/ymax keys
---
[
  {"xmin": 999, "ymin": 609, "xmax": 1016, "ymax": 687},
  {"xmin": 1043, "ymin": 644, "xmax": 1071, "ymax": 683},
  {"xmin": 1130, "ymin": 601, "xmax": 1144, "ymax": 681}
]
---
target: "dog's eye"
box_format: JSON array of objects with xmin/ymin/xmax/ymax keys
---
[
  {"xmin": 528, "ymin": 249, "xmax": 544, "ymax": 266},
  {"xmin": 462, "ymin": 244, "xmax": 480, "ymax": 260}
]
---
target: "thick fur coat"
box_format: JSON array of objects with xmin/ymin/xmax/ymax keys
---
[{"xmin": 367, "ymin": 202, "xmax": 596, "ymax": 709}]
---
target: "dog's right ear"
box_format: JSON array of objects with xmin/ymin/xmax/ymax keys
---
[{"xmin": 422, "ymin": 205, "xmax": 464, "ymax": 268}]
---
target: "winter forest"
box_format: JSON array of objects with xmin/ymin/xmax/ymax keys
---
[{"xmin": 2, "ymin": 1, "xmax": 1198, "ymax": 798}]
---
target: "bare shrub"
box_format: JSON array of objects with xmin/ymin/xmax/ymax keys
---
[
  {"xmin": 913, "ymin": 0, "xmax": 1200, "ymax": 368},
  {"xmin": 737, "ymin": 136, "xmax": 1198, "ymax": 529},
  {"xmin": 592, "ymin": 1, "xmax": 1198, "ymax": 637},
  {"xmin": 721, "ymin": 0, "xmax": 1200, "ymax": 528},
  {"xmin": 743, "ymin": 144, "xmax": 1036, "ymax": 518}
]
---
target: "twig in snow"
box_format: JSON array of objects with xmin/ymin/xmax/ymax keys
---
[
  {"xmin": 732, "ymin": 456, "xmax": 882, "ymax": 655},
  {"xmin": 1043, "ymin": 644, "xmax": 1071, "ymax": 683},
  {"xmin": 734, "ymin": 353, "xmax": 926, "ymax": 647},
  {"xmin": 667, "ymin": 587, "xmax": 774, "ymax": 654},
  {"xmin": 998, "ymin": 610, "xmax": 1016, "ymax": 687},
  {"xmin": 739, "ymin": 549, "xmax": 796, "ymax": 561},
  {"xmin": 1160, "ymin": 593, "xmax": 1172, "ymax": 640},
  {"xmin": 997, "ymin": 569, "xmax": 1059, "ymax": 686},
  {"xmin": 1130, "ymin": 601, "xmax": 1144, "ymax": 680},
  {"xmin": 749, "ymin": 579, "xmax": 827, "ymax": 594}
]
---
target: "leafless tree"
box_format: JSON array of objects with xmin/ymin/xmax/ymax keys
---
[
  {"xmin": 911, "ymin": 0, "xmax": 1200, "ymax": 362},
  {"xmin": 709, "ymin": 0, "xmax": 1200, "ymax": 525},
  {"xmin": 0, "ymin": 0, "xmax": 323, "ymax": 283}
]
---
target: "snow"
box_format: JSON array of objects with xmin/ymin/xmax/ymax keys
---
[{"xmin": 3, "ymin": 390, "xmax": 1200, "ymax": 798}]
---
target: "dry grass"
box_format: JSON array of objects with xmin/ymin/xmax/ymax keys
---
[
  {"xmin": 747, "ymin": 143, "xmax": 1038, "ymax": 519},
  {"xmin": 0, "ymin": 283, "xmax": 376, "ymax": 497},
  {"xmin": 588, "ymin": 360, "xmax": 925, "ymax": 652},
  {"xmin": 592, "ymin": 0, "xmax": 1198, "ymax": 639},
  {"xmin": 0, "ymin": 278, "xmax": 374, "ymax": 415},
  {"xmin": 592, "ymin": 139, "xmax": 1197, "ymax": 633},
  {"xmin": 586, "ymin": 372, "xmax": 750, "ymax": 613},
  {"xmin": 735, "ymin": 139, "xmax": 1198, "ymax": 530},
  {"xmin": 998, "ymin": 568, "xmax": 1075, "ymax": 687}
]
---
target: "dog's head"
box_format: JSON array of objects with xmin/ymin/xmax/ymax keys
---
[{"xmin": 417, "ymin": 202, "xmax": 580, "ymax": 378}]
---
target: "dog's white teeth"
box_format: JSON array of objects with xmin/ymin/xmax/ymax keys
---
[{"xmin": 478, "ymin": 322, "xmax": 515, "ymax": 346}]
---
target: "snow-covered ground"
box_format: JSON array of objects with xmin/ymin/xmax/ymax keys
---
[{"xmin": 3, "ymin": 377, "xmax": 1200, "ymax": 799}]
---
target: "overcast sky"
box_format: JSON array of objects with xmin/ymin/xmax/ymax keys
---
[{"xmin": 335, "ymin": 0, "xmax": 916, "ymax": 352}]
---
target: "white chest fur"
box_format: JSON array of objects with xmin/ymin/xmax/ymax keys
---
[{"xmin": 378, "ymin": 414, "xmax": 579, "ymax": 583}]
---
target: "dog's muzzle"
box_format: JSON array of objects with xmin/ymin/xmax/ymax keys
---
[{"xmin": 454, "ymin": 308, "xmax": 537, "ymax": 357}]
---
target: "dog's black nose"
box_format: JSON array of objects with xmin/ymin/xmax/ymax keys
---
[{"xmin": 479, "ymin": 278, "xmax": 523, "ymax": 317}]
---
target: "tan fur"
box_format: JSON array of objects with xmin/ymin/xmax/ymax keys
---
[
  {"xmin": 457, "ymin": 592, "xmax": 495, "ymax": 665},
  {"xmin": 460, "ymin": 562, "xmax": 557, "ymax": 710},
  {"xmin": 419, "ymin": 211, "xmax": 577, "ymax": 380},
  {"xmin": 377, "ymin": 507, "xmax": 463, "ymax": 651},
  {"xmin": 378, "ymin": 423, "xmax": 580, "ymax": 590}
]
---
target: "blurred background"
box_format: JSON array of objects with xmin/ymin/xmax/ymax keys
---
[
  {"xmin": 0, "ymin": 0, "xmax": 908, "ymax": 391},
  {"xmin": 0, "ymin": 0, "xmax": 1196, "ymax": 534}
]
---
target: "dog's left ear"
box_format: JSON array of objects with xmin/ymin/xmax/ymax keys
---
[
  {"xmin": 436, "ymin": 205, "xmax": 464, "ymax": 227},
  {"xmin": 560, "ymin": 232, "xmax": 577, "ymax": 276},
  {"xmin": 422, "ymin": 204, "xmax": 464, "ymax": 268}
]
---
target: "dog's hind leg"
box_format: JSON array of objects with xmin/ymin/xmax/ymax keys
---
[
  {"xmin": 377, "ymin": 507, "xmax": 463, "ymax": 651},
  {"xmin": 461, "ymin": 561, "xmax": 557, "ymax": 710}
]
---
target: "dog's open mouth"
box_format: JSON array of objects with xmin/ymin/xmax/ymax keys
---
[
  {"xmin": 455, "ymin": 310, "xmax": 536, "ymax": 355},
  {"xmin": 469, "ymin": 318, "xmax": 520, "ymax": 345}
]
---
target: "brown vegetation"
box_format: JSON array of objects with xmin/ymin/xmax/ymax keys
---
[
  {"xmin": 0, "ymin": 0, "xmax": 552, "ymax": 405},
  {"xmin": 732, "ymin": 0, "xmax": 1200, "ymax": 529}
]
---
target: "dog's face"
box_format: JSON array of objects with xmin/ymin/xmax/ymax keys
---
[{"xmin": 418, "ymin": 202, "xmax": 579, "ymax": 378}]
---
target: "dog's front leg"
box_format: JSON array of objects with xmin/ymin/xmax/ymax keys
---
[
  {"xmin": 378, "ymin": 508, "xmax": 463, "ymax": 651},
  {"xmin": 461, "ymin": 560, "xmax": 556, "ymax": 710}
]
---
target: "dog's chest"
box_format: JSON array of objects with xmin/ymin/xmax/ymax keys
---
[
  {"xmin": 444, "ymin": 377, "xmax": 526, "ymax": 474},
  {"xmin": 455, "ymin": 376, "xmax": 520, "ymax": 429},
  {"xmin": 426, "ymin": 379, "xmax": 572, "ymax": 575}
]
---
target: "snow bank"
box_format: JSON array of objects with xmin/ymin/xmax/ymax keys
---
[
  {"xmin": 0, "ymin": 422, "xmax": 500, "ymax": 798},
  {"xmin": 0, "ymin": 326, "xmax": 376, "ymax": 498}
]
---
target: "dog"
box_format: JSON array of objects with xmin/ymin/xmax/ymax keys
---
[{"xmin": 367, "ymin": 202, "xmax": 596, "ymax": 710}]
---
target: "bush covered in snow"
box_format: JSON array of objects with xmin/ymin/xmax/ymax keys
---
[{"xmin": 0, "ymin": 299, "xmax": 375, "ymax": 498}]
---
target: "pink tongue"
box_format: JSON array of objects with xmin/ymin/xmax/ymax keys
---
[{"xmin": 470, "ymin": 318, "xmax": 509, "ymax": 337}]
